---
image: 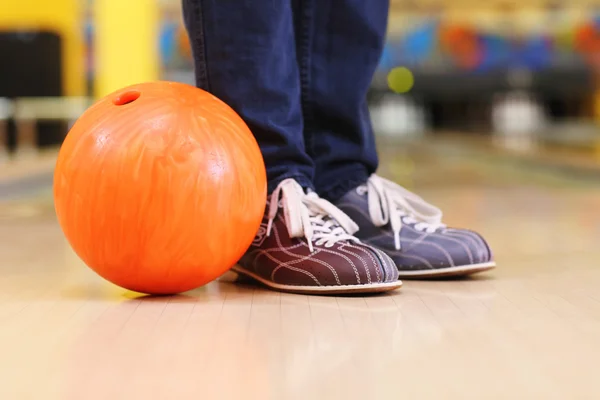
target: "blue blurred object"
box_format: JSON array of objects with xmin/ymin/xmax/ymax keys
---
[
  {"xmin": 476, "ymin": 34, "xmax": 511, "ymax": 72},
  {"xmin": 593, "ymin": 15, "xmax": 600, "ymax": 31},
  {"xmin": 399, "ymin": 21, "xmax": 439, "ymax": 65},
  {"xmin": 159, "ymin": 22, "xmax": 178, "ymax": 66},
  {"xmin": 378, "ymin": 43, "xmax": 396, "ymax": 71},
  {"xmin": 510, "ymin": 36, "xmax": 553, "ymax": 71},
  {"xmin": 377, "ymin": 21, "xmax": 439, "ymax": 73}
]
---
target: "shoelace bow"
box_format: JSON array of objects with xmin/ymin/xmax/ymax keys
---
[
  {"xmin": 266, "ymin": 179, "xmax": 359, "ymax": 252},
  {"xmin": 362, "ymin": 174, "xmax": 446, "ymax": 250}
]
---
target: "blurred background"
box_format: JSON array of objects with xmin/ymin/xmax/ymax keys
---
[
  {"xmin": 374, "ymin": 0, "xmax": 600, "ymax": 161},
  {"xmin": 2, "ymin": 0, "xmax": 600, "ymax": 176},
  {"xmin": 3, "ymin": 3, "xmax": 600, "ymax": 397}
]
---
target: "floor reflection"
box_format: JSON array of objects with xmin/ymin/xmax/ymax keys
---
[{"xmin": 1, "ymin": 136, "xmax": 600, "ymax": 399}]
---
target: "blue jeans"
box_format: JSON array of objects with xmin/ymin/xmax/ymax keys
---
[{"xmin": 182, "ymin": 0, "xmax": 389, "ymax": 200}]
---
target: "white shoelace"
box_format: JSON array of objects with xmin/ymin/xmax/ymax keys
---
[
  {"xmin": 266, "ymin": 179, "xmax": 359, "ymax": 252},
  {"xmin": 359, "ymin": 174, "xmax": 446, "ymax": 250}
]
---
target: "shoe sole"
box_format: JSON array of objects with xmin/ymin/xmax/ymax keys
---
[
  {"xmin": 229, "ymin": 265, "xmax": 402, "ymax": 295},
  {"xmin": 397, "ymin": 261, "xmax": 496, "ymax": 279}
]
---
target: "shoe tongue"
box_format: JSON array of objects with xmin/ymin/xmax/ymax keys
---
[
  {"xmin": 313, "ymin": 213, "xmax": 341, "ymax": 230},
  {"xmin": 267, "ymin": 182, "xmax": 313, "ymax": 208}
]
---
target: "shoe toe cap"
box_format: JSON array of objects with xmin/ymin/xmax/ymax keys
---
[
  {"xmin": 444, "ymin": 229, "xmax": 493, "ymax": 266},
  {"xmin": 369, "ymin": 246, "xmax": 400, "ymax": 282},
  {"xmin": 367, "ymin": 228, "xmax": 494, "ymax": 271},
  {"xmin": 332, "ymin": 243, "xmax": 400, "ymax": 285}
]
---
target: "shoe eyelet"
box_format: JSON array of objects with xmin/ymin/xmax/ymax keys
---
[{"xmin": 356, "ymin": 186, "xmax": 367, "ymax": 196}]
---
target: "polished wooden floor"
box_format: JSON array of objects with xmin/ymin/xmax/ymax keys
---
[{"xmin": 1, "ymin": 138, "xmax": 600, "ymax": 399}]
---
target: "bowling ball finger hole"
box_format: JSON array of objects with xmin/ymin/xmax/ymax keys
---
[{"xmin": 113, "ymin": 90, "xmax": 141, "ymax": 106}]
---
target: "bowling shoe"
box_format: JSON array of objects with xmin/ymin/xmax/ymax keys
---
[
  {"xmin": 334, "ymin": 174, "xmax": 495, "ymax": 278},
  {"xmin": 231, "ymin": 179, "xmax": 402, "ymax": 294}
]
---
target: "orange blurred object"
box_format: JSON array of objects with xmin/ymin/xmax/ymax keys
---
[
  {"xmin": 439, "ymin": 24, "xmax": 482, "ymax": 70},
  {"xmin": 177, "ymin": 24, "xmax": 193, "ymax": 62},
  {"xmin": 575, "ymin": 22, "xmax": 600, "ymax": 69},
  {"xmin": 54, "ymin": 81, "xmax": 267, "ymax": 295}
]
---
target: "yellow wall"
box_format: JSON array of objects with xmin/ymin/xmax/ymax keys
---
[
  {"xmin": 93, "ymin": 0, "xmax": 159, "ymax": 97},
  {"xmin": 0, "ymin": 0, "xmax": 85, "ymax": 96}
]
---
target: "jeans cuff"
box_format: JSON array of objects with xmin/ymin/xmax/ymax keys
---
[
  {"xmin": 317, "ymin": 168, "xmax": 370, "ymax": 202},
  {"xmin": 268, "ymin": 173, "xmax": 315, "ymax": 194}
]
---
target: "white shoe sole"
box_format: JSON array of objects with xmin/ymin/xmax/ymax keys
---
[
  {"xmin": 228, "ymin": 265, "xmax": 403, "ymax": 295},
  {"xmin": 397, "ymin": 261, "xmax": 496, "ymax": 278}
]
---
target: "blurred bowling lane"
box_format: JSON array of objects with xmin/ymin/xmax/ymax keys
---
[{"xmin": 1, "ymin": 137, "xmax": 600, "ymax": 400}]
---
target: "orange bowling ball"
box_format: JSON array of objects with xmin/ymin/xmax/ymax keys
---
[{"xmin": 54, "ymin": 81, "xmax": 267, "ymax": 294}]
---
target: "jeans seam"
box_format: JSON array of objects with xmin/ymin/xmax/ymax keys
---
[
  {"xmin": 297, "ymin": 0, "xmax": 315, "ymax": 155},
  {"xmin": 192, "ymin": 0, "xmax": 211, "ymax": 92}
]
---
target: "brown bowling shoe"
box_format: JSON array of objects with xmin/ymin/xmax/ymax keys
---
[{"xmin": 231, "ymin": 179, "xmax": 402, "ymax": 295}]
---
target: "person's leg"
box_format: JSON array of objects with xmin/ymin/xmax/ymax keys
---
[
  {"xmin": 293, "ymin": 0, "xmax": 495, "ymax": 278},
  {"xmin": 182, "ymin": 0, "xmax": 401, "ymax": 294},
  {"xmin": 182, "ymin": 0, "xmax": 313, "ymax": 192},
  {"xmin": 292, "ymin": 0, "xmax": 387, "ymax": 201}
]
